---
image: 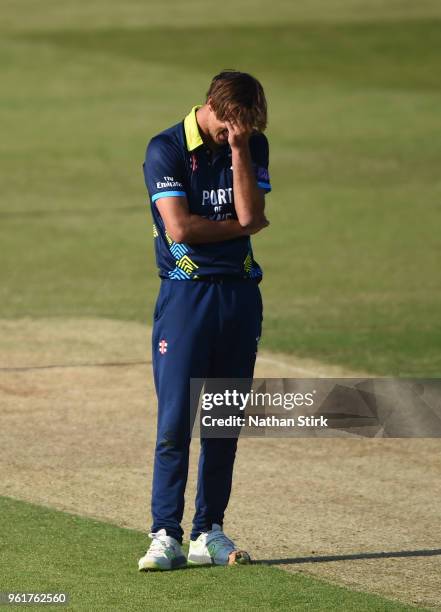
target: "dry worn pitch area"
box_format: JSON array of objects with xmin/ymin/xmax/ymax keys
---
[{"xmin": 1, "ymin": 318, "xmax": 440, "ymax": 609}]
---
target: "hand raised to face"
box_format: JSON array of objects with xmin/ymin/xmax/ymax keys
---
[{"xmin": 224, "ymin": 119, "xmax": 254, "ymax": 150}]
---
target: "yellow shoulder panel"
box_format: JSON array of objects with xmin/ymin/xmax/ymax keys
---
[{"xmin": 184, "ymin": 105, "xmax": 203, "ymax": 151}]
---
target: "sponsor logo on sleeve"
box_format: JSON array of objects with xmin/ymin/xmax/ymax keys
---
[
  {"xmin": 156, "ymin": 176, "xmax": 184, "ymax": 189},
  {"xmin": 256, "ymin": 167, "xmax": 269, "ymax": 181}
]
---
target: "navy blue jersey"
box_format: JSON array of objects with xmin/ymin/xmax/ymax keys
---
[{"xmin": 143, "ymin": 105, "xmax": 271, "ymax": 281}]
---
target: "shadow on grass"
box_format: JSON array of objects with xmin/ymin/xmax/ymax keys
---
[
  {"xmin": 254, "ymin": 547, "xmax": 441, "ymax": 565},
  {"xmin": 138, "ymin": 547, "xmax": 441, "ymax": 572}
]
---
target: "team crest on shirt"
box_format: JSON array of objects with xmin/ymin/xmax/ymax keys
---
[
  {"xmin": 158, "ymin": 339, "xmax": 168, "ymax": 354},
  {"xmin": 190, "ymin": 153, "xmax": 198, "ymax": 172}
]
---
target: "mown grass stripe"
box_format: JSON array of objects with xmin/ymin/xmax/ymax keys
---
[{"xmin": 0, "ymin": 496, "xmax": 425, "ymax": 611}]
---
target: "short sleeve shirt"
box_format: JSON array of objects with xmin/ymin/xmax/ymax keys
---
[{"xmin": 142, "ymin": 105, "xmax": 271, "ymax": 281}]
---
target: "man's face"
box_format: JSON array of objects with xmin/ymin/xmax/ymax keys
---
[{"xmin": 206, "ymin": 103, "xmax": 232, "ymax": 146}]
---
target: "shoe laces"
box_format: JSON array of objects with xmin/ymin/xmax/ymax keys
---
[{"xmin": 148, "ymin": 531, "xmax": 171, "ymax": 553}]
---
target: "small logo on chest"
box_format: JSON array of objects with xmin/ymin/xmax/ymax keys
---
[{"xmin": 190, "ymin": 153, "xmax": 198, "ymax": 172}]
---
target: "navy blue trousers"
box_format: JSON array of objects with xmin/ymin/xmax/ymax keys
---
[{"xmin": 150, "ymin": 278, "xmax": 263, "ymax": 543}]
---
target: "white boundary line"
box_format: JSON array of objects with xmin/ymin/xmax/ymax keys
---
[
  {"xmin": 257, "ymin": 355, "xmax": 322, "ymax": 376},
  {"xmin": 256, "ymin": 353, "xmax": 363, "ymax": 378}
]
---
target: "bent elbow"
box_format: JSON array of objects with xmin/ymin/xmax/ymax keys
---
[
  {"xmin": 238, "ymin": 214, "xmax": 266, "ymax": 230},
  {"xmin": 167, "ymin": 225, "xmax": 187, "ymax": 244}
]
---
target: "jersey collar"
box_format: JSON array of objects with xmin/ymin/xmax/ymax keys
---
[{"xmin": 184, "ymin": 105, "xmax": 203, "ymax": 151}]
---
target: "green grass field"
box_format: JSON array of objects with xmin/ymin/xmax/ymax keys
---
[
  {"xmin": 1, "ymin": 1, "xmax": 440, "ymax": 375},
  {"xmin": 1, "ymin": 2, "xmax": 440, "ymax": 610},
  {"xmin": 0, "ymin": 497, "xmax": 424, "ymax": 611}
]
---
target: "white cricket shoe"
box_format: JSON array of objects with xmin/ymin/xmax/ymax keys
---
[
  {"xmin": 138, "ymin": 529, "xmax": 187, "ymax": 571},
  {"xmin": 187, "ymin": 523, "xmax": 251, "ymax": 566}
]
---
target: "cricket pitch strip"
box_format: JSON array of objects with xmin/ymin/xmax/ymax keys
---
[{"xmin": 1, "ymin": 318, "xmax": 440, "ymax": 609}]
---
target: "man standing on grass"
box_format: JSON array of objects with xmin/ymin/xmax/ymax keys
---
[{"xmin": 139, "ymin": 70, "xmax": 271, "ymax": 571}]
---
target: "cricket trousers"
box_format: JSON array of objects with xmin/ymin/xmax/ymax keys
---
[{"xmin": 150, "ymin": 277, "xmax": 263, "ymax": 543}]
